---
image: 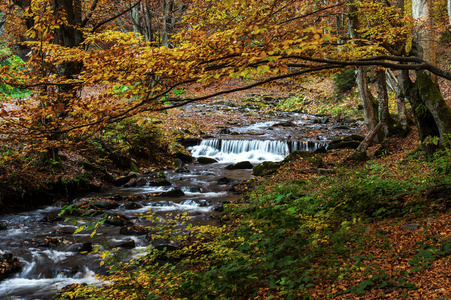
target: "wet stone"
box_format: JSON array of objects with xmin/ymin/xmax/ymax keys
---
[
  {"xmin": 39, "ymin": 214, "xmax": 64, "ymax": 223},
  {"xmin": 119, "ymin": 225, "xmax": 148, "ymax": 235},
  {"xmin": 113, "ymin": 174, "xmax": 138, "ymax": 186},
  {"xmin": 217, "ymin": 177, "xmax": 231, "ymax": 185},
  {"xmin": 0, "ymin": 253, "xmax": 22, "ymax": 280},
  {"xmin": 148, "ymin": 178, "xmax": 172, "ymax": 186},
  {"xmin": 123, "ymin": 202, "xmax": 143, "ymax": 210},
  {"xmin": 77, "ymin": 242, "xmax": 93, "ymax": 253},
  {"xmin": 157, "ymin": 189, "xmax": 185, "ymax": 197},
  {"xmin": 197, "ymin": 157, "xmax": 218, "ymax": 164},
  {"xmin": 104, "ymin": 213, "xmax": 131, "ymax": 226},
  {"xmin": 136, "ymin": 178, "xmax": 148, "ymax": 187},
  {"xmin": 113, "ymin": 239, "xmax": 136, "ymax": 249},
  {"xmin": 93, "ymin": 200, "xmax": 120, "ymax": 210},
  {"xmin": 226, "ymin": 161, "xmax": 254, "ymax": 170},
  {"xmin": 124, "ymin": 178, "xmax": 138, "ymax": 187}
]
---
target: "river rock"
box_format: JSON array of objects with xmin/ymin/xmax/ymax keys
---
[
  {"xmin": 123, "ymin": 202, "xmax": 143, "ymax": 210},
  {"xmin": 182, "ymin": 186, "xmax": 204, "ymax": 193},
  {"xmin": 157, "ymin": 189, "xmax": 185, "ymax": 197},
  {"xmin": 253, "ymin": 161, "xmax": 281, "ymax": 176},
  {"xmin": 218, "ymin": 127, "xmax": 232, "ymax": 134},
  {"xmin": 173, "ymin": 158, "xmax": 183, "ymax": 168},
  {"xmin": 113, "ymin": 174, "xmax": 138, "ymax": 186},
  {"xmin": 0, "ymin": 222, "xmax": 6, "ymax": 230},
  {"xmin": 93, "ymin": 200, "xmax": 120, "ymax": 210},
  {"xmin": 234, "ymin": 161, "xmax": 254, "ymax": 169},
  {"xmin": 104, "ymin": 213, "xmax": 131, "ymax": 226},
  {"xmin": 175, "ymin": 166, "xmax": 190, "ymax": 173},
  {"xmin": 272, "ymin": 121, "xmax": 295, "ymax": 127},
  {"xmin": 77, "ymin": 242, "xmax": 93, "ymax": 253},
  {"xmin": 174, "ymin": 151, "xmax": 194, "ymax": 163},
  {"xmin": 55, "ymin": 226, "xmax": 76, "ymax": 235},
  {"xmin": 0, "ymin": 253, "xmax": 22, "ymax": 280},
  {"xmin": 148, "ymin": 178, "xmax": 172, "ymax": 186},
  {"xmin": 119, "ymin": 225, "xmax": 148, "ymax": 235},
  {"xmin": 217, "ymin": 177, "xmax": 231, "ymax": 185},
  {"xmin": 113, "ymin": 239, "xmax": 136, "ymax": 249},
  {"xmin": 197, "ymin": 157, "xmax": 218, "ymax": 164},
  {"xmin": 124, "ymin": 178, "xmax": 138, "ymax": 187},
  {"xmin": 39, "ymin": 214, "xmax": 64, "ymax": 223}
]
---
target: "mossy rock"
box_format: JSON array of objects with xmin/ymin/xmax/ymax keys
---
[
  {"xmin": 329, "ymin": 135, "xmax": 364, "ymax": 150},
  {"xmin": 328, "ymin": 141, "xmax": 361, "ymax": 150},
  {"xmin": 253, "ymin": 161, "xmax": 281, "ymax": 176}
]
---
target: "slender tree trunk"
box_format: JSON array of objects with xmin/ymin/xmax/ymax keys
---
[
  {"xmin": 396, "ymin": 69, "xmax": 409, "ymax": 131},
  {"xmin": 356, "ymin": 68, "xmax": 377, "ymax": 131},
  {"xmin": 348, "ymin": 0, "xmax": 377, "ymax": 132},
  {"xmin": 377, "ymin": 70, "xmax": 394, "ymax": 135},
  {"xmin": 161, "ymin": 0, "xmax": 170, "ymax": 47}
]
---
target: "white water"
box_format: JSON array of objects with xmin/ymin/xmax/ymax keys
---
[
  {"xmin": 0, "ymin": 266, "xmax": 100, "ymax": 299},
  {"xmin": 189, "ymin": 139, "xmax": 325, "ymax": 163}
]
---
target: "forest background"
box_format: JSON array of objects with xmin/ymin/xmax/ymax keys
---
[{"xmin": 2, "ymin": 0, "xmax": 451, "ymax": 299}]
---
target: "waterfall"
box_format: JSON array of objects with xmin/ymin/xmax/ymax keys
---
[{"xmin": 189, "ymin": 139, "xmax": 327, "ymax": 163}]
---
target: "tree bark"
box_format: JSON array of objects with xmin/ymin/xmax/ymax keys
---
[
  {"xmin": 448, "ymin": 0, "xmax": 451, "ymax": 26},
  {"xmin": 396, "ymin": 69, "xmax": 409, "ymax": 131},
  {"xmin": 349, "ymin": 122, "xmax": 384, "ymax": 161},
  {"xmin": 409, "ymin": 0, "xmax": 451, "ymax": 143},
  {"xmin": 377, "ymin": 70, "xmax": 394, "ymax": 135},
  {"xmin": 412, "ymin": 0, "xmax": 437, "ymax": 83},
  {"xmin": 356, "ymin": 67, "xmax": 377, "ymax": 131},
  {"xmin": 348, "ymin": 0, "xmax": 377, "ymax": 132}
]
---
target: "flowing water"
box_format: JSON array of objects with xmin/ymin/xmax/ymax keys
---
[{"xmin": 0, "ymin": 105, "xmax": 362, "ymax": 299}]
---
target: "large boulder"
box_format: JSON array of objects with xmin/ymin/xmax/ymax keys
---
[{"xmin": 253, "ymin": 161, "xmax": 281, "ymax": 176}]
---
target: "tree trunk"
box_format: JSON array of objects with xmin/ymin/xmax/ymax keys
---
[
  {"xmin": 412, "ymin": 0, "xmax": 437, "ymax": 83},
  {"xmin": 349, "ymin": 122, "xmax": 384, "ymax": 161},
  {"xmin": 396, "ymin": 69, "xmax": 409, "ymax": 131},
  {"xmin": 410, "ymin": 0, "xmax": 451, "ymax": 143},
  {"xmin": 377, "ymin": 70, "xmax": 394, "ymax": 135},
  {"xmin": 356, "ymin": 67, "xmax": 377, "ymax": 131},
  {"xmin": 448, "ymin": 0, "xmax": 451, "ymax": 26},
  {"xmin": 348, "ymin": 0, "xmax": 377, "ymax": 132}
]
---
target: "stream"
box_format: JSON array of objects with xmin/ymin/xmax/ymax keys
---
[{"xmin": 0, "ymin": 103, "xmax": 362, "ymax": 299}]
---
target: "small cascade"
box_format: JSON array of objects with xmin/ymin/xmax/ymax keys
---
[{"xmin": 189, "ymin": 139, "xmax": 327, "ymax": 163}]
